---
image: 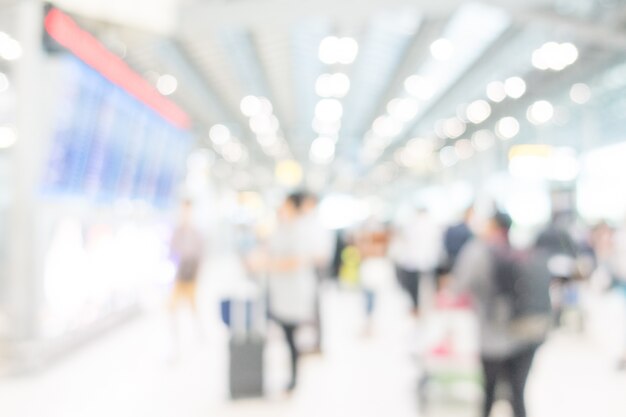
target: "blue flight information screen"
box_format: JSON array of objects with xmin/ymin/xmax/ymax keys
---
[{"xmin": 41, "ymin": 56, "xmax": 191, "ymax": 208}]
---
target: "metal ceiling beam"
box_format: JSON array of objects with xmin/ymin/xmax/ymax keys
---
[
  {"xmin": 515, "ymin": 8, "xmax": 626, "ymax": 50},
  {"xmin": 178, "ymin": 0, "xmax": 554, "ymax": 35},
  {"xmin": 155, "ymin": 39, "xmax": 235, "ymax": 125},
  {"xmin": 152, "ymin": 38, "xmax": 274, "ymax": 166}
]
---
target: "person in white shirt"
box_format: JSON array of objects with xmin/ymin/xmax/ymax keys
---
[
  {"xmin": 267, "ymin": 193, "xmax": 317, "ymax": 392},
  {"xmin": 390, "ymin": 206, "xmax": 443, "ymax": 316},
  {"xmin": 300, "ymin": 193, "xmax": 334, "ymax": 353}
]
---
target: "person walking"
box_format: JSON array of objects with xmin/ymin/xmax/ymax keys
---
[
  {"xmin": 168, "ymin": 199, "xmax": 206, "ymax": 356},
  {"xmin": 266, "ymin": 193, "xmax": 317, "ymax": 393},
  {"xmin": 454, "ymin": 212, "xmax": 550, "ymax": 417},
  {"xmin": 390, "ymin": 206, "xmax": 443, "ymax": 317}
]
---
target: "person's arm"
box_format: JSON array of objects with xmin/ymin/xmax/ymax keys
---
[
  {"xmin": 269, "ymin": 257, "xmax": 302, "ymax": 273},
  {"xmin": 452, "ymin": 240, "xmax": 490, "ymax": 297}
]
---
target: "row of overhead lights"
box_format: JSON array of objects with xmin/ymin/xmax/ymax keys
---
[
  {"xmin": 362, "ymin": 36, "xmax": 457, "ymax": 162},
  {"xmin": 310, "ymin": 36, "xmax": 359, "ymax": 165},
  {"xmin": 240, "ymin": 95, "xmax": 289, "ymax": 159},
  {"xmin": 208, "ymin": 124, "xmax": 248, "ymax": 164},
  {"xmin": 532, "ymin": 42, "xmax": 578, "ymax": 71},
  {"xmin": 397, "ymin": 39, "xmax": 586, "ymax": 170},
  {"xmin": 397, "ymin": 88, "xmax": 589, "ymax": 169},
  {"xmin": 368, "ymin": 38, "xmax": 582, "ymax": 169},
  {"xmin": 362, "ymin": 76, "xmax": 434, "ymax": 163}
]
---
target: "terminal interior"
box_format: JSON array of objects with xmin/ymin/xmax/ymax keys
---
[{"xmin": 1, "ymin": 0, "xmax": 626, "ymax": 416}]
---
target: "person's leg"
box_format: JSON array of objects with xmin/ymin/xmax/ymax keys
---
[
  {"xmin": 481, "ymin": 356, "xmax": 501, "ymax": 417},
  {"xmin": 168, "ymin": 281, "xmax": 184, "ymax": 359},
  {"xmin": 313, "ymin": 273, "xmax": 323, "ymax": 353},
  {"xmin": 409, "ymin": 271, "xmax": 420, "ymax": 315},
  {"xmin": 505, "ymin": 346, "xmax": 537, "ymax": 417},
  {"xmin": 364, "ymin": 289, "xmax": 375, "ymax": 317},
  {"xmin": 184, "ymin": 280, "xmax": 206, "ymax": 340},
  {"xmin": 281, "ymin": 322, "xmax": 299, "ymax": 390}
]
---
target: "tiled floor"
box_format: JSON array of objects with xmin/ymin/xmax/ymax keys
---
[{"xmin": 1, "ymin": 257, "xmax": 625, "ymax": 417}]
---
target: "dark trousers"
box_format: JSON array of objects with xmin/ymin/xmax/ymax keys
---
[
  {"xmin": 481, "ymin": 346, "xmax": 538, "ymax": 417},
  {"xmin": 278, "ymin": 321, "xmax": 299, "ymax": 389},
  {"xmin": 396, "ymin": 266, "xmax": 420, "ymax": 310}
]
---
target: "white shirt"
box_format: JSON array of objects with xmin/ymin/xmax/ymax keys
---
[
  {"xmin": 391, "ymin": 212, "xmax": 443, "ymax": 272},
  {"xmin": 268, "ymin": 219, "xmax": 317, "ymax": 323}
]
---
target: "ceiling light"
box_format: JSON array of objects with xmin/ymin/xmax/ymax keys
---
[
  {"xmin": 330, "ymin": 73, "xmax": 350, "ymax": 97},
  {"xmin": 319, "ymin": 36, "xmax": 359, "ymax": 65},
  {"xmin": 560, "ymin": 42, "xmax": 579, "ymax": 67},
  {"xmin": 443, "ymin": 118, "xmax": 466, "ymax": 139},
  {"xmin": 527, "ymin": 100, "xmax": 554, "ymax": 125},
  {"xmin": 570, "ymin": 83, "xmax": 591, "ymax": 104},
  {"xmin": 315, "ymin": 99, "xmax": 343, "ymax": 122},
  {"xmin": 455, "ymin": 139, "xmax": 474, "ymax": 159},
  {"xmin": 258, "ymin": 97, "xmax": 273, "ymax": 115},
  {"xmin": 257, "ymin": 134, "xmax": 279, "ymax": 147},
  {"xmin": 0, "ymin": 126, "xmax": 17, "ymax": 149},
  {"xmin": 337, "ymin": 37, "xmax": 359, "ymax": 65},
  {"xmin": 532, "ymin": 42, "xmax": 578, "ymax": 71},
  {"xmin": 222, "ymin": 142, "xmax": 245, "ymax": 163},
  {"xmin": 240, "ymin": 95, "xmax": 261, "ymax": 116},
  {"xmin": 275, "ymin": 159, "xmax": 303, "ymax": 187},
  {"xmin": 430, "ymin": 38, "xmax": 455, "ymax": 61},
  {"xmin": 209, "ymin": 124, "xmax": 231, "ymax": 145},
  {"xmin": 156, "ymin": 74, "xmax": 178, "ymax": 96},
  {"xmin": 387, "ymin": 98, "xmax": 419, "ymax": 122},
  {"xmin": 249, "ymin": 115, "xmax": 279, "ymax": 135},
  {"xmin": 531, "ymin": 49, "xmax": 549, "ymax": 70},
  {"xmin": 504, "ymin": 76, "xmax": 526, "ymax": 99},
  {"xmin": 310, "ymin": 136, "xmax": 336, "ymax": 164},
  {"xmin": 373, "ymin": 115, "xmax": 403, "ymax": 138},
  {"xmin": 486, "ymin": 81, "xmax": 506, "ymax": 102},
  {"xmin": 0, "ymin": 33, "xmax": 22, "ymax": 61},
  {"xmin": 404, "ymin": 75, "xmax": 435, "ymax": 100},
  {"xmin": 495, "ymin": 117, "xmax": 520, "ymax": 140},
  {"xmin": 439, "ymin": 146, "xmax": 459, "ymax": 167},
  {"xmin": 471, "ymin": 129, "xmax": 495, "ymax": 151},
  {"xmin": 466, "ymin": 99, "xmax": 492, "ymax": 124}
]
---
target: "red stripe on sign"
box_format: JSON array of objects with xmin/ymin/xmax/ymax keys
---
[{"xmin": 44, "ymin": 8, "xmax": 191, "ymax": 130}]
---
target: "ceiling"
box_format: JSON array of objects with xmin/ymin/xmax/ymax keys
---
[{"xmin": 42, "ymin": 0, "xmax": 626, "ymax": 194}]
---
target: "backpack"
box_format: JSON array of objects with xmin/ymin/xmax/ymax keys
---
[{"xmin": 491, "ymin": 245, "xmax": 553, "ymax": 342}]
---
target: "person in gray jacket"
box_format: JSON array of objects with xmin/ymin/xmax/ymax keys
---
[{"xmin": 454, "ymin": 212, "xmax": 542, "ymax": 417}]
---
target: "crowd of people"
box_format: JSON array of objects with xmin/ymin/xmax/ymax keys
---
[{"xmin": 166, "ymin": 192, "xmax": 626, "ymax": 416}]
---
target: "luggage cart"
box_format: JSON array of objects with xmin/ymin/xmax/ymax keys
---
[{"xmin": 418, "ymin": 294, "xmax": 482, "ymax": 415}]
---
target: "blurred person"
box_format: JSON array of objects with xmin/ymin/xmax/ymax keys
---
[
  {"xmin": 440, "ymin": 206, "xmax": 475, "ymax": 291},
  {"xmin": 454, "ymin": 212, "xmax": 551, "ymax": 417},
  {"xmin": 266, "ymin": 193, "xmax": 317, "ymax": 393},
  {"xmin": 390, "ymin": 206, "xmax": 444, "ymax": 316},
  {"xmin": 535, "ymin": 211, "xmax": 581, "ymax": 326},
  {"xmin": 169, "ymin": 199, "xmax": 206, "ymax": 354},
  {"xmin": 589, "ymin": 220, "xmax": 626, "ymax": 369},
  {"xmin": 444, "ymin": 206, "xmax": 474, "ymax": 271},
  {"xmin": 300, "ymin": 192, "xmax": 334, "ymax": 353},
  {"xmin": 339, "ymin": 231, "xmax": 361, "ymax": 288},
  {"xmin": 357, "ymin": 220, "xmax": 392, "ymax": 335},
  {"xmin": 612, "ymin": 219, "xmax": 626, "ymax": 369}
]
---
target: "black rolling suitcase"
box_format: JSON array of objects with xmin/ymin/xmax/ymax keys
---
[
  {"xmin": 229, "ymin": 334, "xmax": 265, "ymax": 399},
  {"xmin": 224, "ymin": 287, "xmax": 267, "ymax": 400}
]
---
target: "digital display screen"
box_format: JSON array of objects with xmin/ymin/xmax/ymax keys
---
[{"xmin": 42, "ymin": 56, "xmax": 191, "ymax": 208}]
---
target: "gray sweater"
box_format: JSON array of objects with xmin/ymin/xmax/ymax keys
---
[{"xmin": 454, "ymin": 238, "xmax": 534, "ymax": 359}]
